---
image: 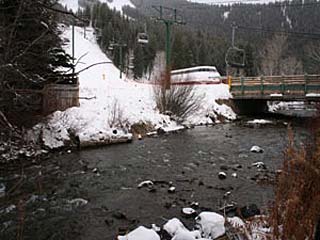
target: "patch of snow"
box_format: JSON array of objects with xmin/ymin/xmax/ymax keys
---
[
  {"xmin": 268, "ymin": 101, "xmax": 304, "ymax": 112},
  {"xmin": 247, "ymin": 119, "xmax": 273, "ymax": 125},
  {"xmin": 250, "ymin": 146, "xmax": 264, "ymax": 153},
  {"xmin": 105, "ymin": 0, "xmax": 135, "ymax": 13},
  {"xmin": 306, "ymin": 93, "xmax": 320, "ymax": 97},
  {"xmin": 59, "ymin": 0, "xmax": 80, "ymax": 12},
  {"xmin": 196, "ymin": 212, "xmax": 225, "ymax": 239},
  {"xmin": 270, "ymin": 93, "xmax": 283, "ymax": 97},
  {"xmin": 118, "ymin": 226, "xmax": 160, "ymax": 240},
  {"xmin": 223, "ymin": 11, "xmax": 230, "ymax": 20}
]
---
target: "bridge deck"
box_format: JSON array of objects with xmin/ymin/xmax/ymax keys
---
[{"xmin": 230, "ymin": 74, "xmax": 320, "ymax": 101}]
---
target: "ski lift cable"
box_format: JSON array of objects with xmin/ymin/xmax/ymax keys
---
[
  {"xmin": 237, "ymin": 26, "xmax": 320, "ymax": 39},
  {"xmin": 180, "ymin": 0, "xmax": 320, "ymax": 8}
]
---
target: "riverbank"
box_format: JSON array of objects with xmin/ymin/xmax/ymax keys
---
[{"xmin": 28, "ymin": 26, "xmax": 236, "ymax": 150}]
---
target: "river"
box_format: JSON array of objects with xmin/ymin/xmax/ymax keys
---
[{"xmin": 0, "ymin": 118, "xmax": 310, "ymax": 240}]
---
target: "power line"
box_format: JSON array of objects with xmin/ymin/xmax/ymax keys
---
[
  {"xmin": 180, "ymin": 0, "xmax": 320, "ymax": 9},
  {"xmin": 237, "ymin": 26, "xmax": 320, "ymax": 38}
]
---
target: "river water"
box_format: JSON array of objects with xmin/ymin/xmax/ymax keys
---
[{"xmin": 0, "ymin": 118, "xmax": 310, "ymax": 240}]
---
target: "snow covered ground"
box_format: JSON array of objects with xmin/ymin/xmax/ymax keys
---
[{"xmin": 32, "ymin": 26, "xmax": 235, "ymax": 149}]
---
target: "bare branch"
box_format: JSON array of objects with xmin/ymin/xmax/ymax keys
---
[
  {"xmin": 38, "ymin": 1, "xmax": 89, "ymax": 22},
  {"xmin": 75, "ymin": 62, "xmax": 113, "ymax": 75}
]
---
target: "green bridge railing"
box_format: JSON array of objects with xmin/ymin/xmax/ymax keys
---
[{"xmin": 230, "ymin": 74, "xmax": 320, "ymax": 98}]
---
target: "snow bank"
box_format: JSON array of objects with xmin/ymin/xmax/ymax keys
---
[{"xmin": 34, "ymin": 26, "xmax": 235, "ymax": 149}]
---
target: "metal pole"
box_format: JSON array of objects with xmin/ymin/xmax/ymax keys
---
[
  {"xmin": 165, "ymin": 21, "xmax": 172, "ymax": 89},
  {"xmin": 231, "ymin": 23, "xmax": 235, "ymax": 47},
  {"xmin": 119, "ymin": 45, "xmax": 123, "ymax": 79},
  {"xmin": 72, "ymin": 22, "xmax": 75, "ymax": 74}
]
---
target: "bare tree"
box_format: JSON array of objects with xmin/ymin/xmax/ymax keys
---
[
  {"xmin": 260, "ymin": 34, "xmax": 303, "ymax": 75},
  {"xmin": 259, "ymin": 34, "xmax": 287, "ymax": 76},
  {"xmin": 305, "ymin": 42, "xmax": 320, "ymax": 74},
  {"xmin": 153, "ymin": 74, "xmax": 204, "ymax": 122},
  {"xmin": 280, "ymin": 55, "xmax": 303, "ymax": 75}
]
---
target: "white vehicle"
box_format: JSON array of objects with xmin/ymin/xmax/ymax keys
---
[{"xmin": 171, "ymin": 66, "xmax": 221, "ymax": 85}]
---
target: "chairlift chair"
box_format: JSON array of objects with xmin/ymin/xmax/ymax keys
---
[
  {"xmin": 137, "ymin": 33, "xmax": 149, "ymax": 45},
  {"xmin": 225, "ymin": 46, "xmax": 246, "ymax": 68}
]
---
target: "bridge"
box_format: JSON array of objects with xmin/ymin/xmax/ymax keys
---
[{"xmin": 229, "ymin": 74, "xmax": 320, "ymax": 114}]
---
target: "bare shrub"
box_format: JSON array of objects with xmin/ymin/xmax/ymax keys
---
[
  {"xmin": 153, "ymin": 74, "xmax": 204, "ymax": 122},
  {"xmin": 108, "ymin": 99, "xmax": 129, "ymax": 128},
  {"xmin": 269, "ymin": 126, "xmax": 320, "ymax": 239}
]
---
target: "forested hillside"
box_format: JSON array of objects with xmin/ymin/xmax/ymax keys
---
[{"xmin": 77, "ymin": 0, "xmax": 320, "ymax": 78}]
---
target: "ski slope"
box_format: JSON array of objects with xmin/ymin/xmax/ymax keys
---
[
  {"xmin": 59, "ymin": 0, "xmax": 135, "ymax": 13},
  {"xmin": 33, "ymin": 26, "xmax": 235, "ymax": 149}
]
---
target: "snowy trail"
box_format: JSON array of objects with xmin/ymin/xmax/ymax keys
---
[
  {"xmin": 33, "ymin": 26, "xmax": 235, "ymax": 149},
  {"xmin": 60, "ymin": 0, "xmax": 135, "ymax": 13}
]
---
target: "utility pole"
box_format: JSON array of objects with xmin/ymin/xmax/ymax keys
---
[
  {"xmin": 72, "ymin": 21, "xmax": 75, "ymax": 74},
  {"xmin": 152, "ymin": 6, "xmax": 185, "ymax": 89},
  {"xmin": 110, "ymin": 42, "xmax": 127, "ymax": 79}
]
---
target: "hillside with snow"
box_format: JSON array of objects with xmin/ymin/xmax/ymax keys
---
[
  {"xmin": 33, "ymin": 25, "xmax": 235, "ymax": 149},
  {"xmin": 60, "ymin": 0, "xmax": 135, "ymax": 13}
]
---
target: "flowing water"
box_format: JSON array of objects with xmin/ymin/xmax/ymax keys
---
[{"xmin": 0, "ymin": 118, "xmax": 311, "ymax": 240}]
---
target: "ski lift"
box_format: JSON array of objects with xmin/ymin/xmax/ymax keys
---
[
  {"xmin": 137, "ymin": 23, "xmax": 149, "ymax": 45},
  {"xmin": 137, "ymin": 33, "xmax": 149, "ymax": 44},
  {"xmin": 225, "ymin": 23, "xmax": 246, "ymax": 68},
  {"xmin": 225, "ymin": 46, "xmax": 246, "ymax": 68}
]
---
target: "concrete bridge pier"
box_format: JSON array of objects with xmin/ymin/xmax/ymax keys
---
[{"xmin": 232, "ymin": 99, "xmax": 268, "ymax": 116}]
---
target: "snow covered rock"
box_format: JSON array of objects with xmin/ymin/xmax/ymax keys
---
[
  {"xmin": 168, "ymin": 186, "xmax": 176, "ymax": 193},
  {"xmin": 163, "ymin": 218, "xmax": 188, "ymax": 237},
  {"xmin": 117, "ymin": 226, "xmax": 160, "ymax": 240},
  {"xmin": 172, "ymin": 230, "xmax": 201, "ymax": 240},
  {"xmin": 252, "ymin": 162, "xmax": 266, "ymax": 169},
  {"xmin": 138, "ymin": 180, "xmax": 154, "ymax": 188},
  {"xmin": 218, "ymin": 172, "xmax": 227, "ymax": 180},
  {"xmin": 182, "ymin": 207, "xmax": 196, "ymax": 217},
  {"xmin": 67, "ymin": 198, "xmax": 88, "ymax": 207},
  {"xmin": 250, "ymin": 145, "xmax": 264, "ymax": 153},
  {"xmin": 227, "ymin": 216, "xmax": 245, "ymax": 229},
  {"xmin": 196, "ymin": 212, "xmax": 225, "ymax": 239}
]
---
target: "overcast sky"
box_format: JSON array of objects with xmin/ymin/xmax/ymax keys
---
[{"xmin": 188, "ymin": 0, "xmax": 277, "ymax": 4}]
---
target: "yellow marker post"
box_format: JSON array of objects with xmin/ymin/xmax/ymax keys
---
[{"xmin": 228, "ymin": 76, "xmax": 232, "ymax": 90}]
